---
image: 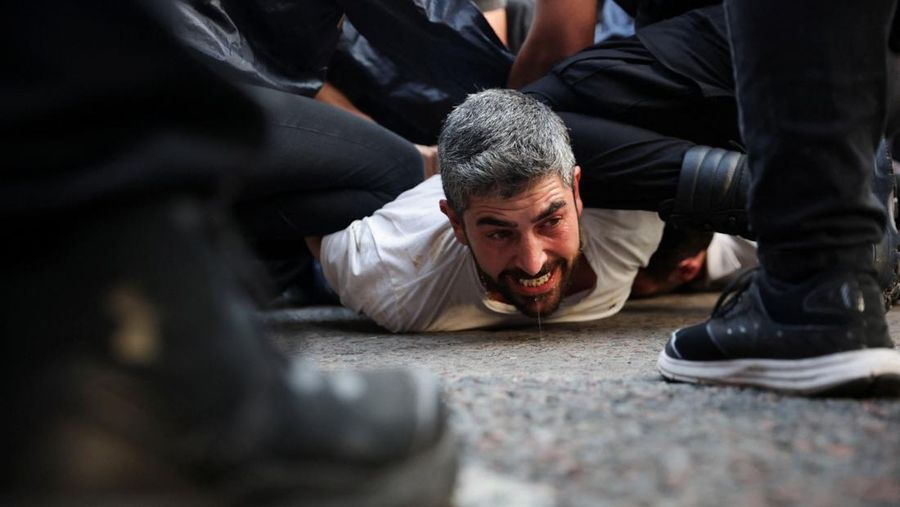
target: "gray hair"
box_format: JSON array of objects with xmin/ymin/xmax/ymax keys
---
[{"xmin": 438, "ymin": 89, "xmax": 576, "ymax": 215}]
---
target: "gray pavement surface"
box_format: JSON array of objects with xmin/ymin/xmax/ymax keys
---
[{"xmin": 264, "ymin": 294, "xmax": 900, "ymax": 507}]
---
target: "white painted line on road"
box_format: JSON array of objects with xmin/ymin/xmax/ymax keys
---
[{"xmin": 455, "ymin": 464, "xmax": 557, "ymax": 507}]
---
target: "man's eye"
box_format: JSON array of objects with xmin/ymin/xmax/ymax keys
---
[
  {"xmin": 487, "ymin": 230, "xmax": 512, "ymax": 240},
  {"xmin": 542, "ymin": 217, "xmax": 563, "ymax": 229}
]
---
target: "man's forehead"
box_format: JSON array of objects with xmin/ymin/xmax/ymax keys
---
[{"xmin": 464, "ymin": 174, "xmax": 570, "ymax": 216}]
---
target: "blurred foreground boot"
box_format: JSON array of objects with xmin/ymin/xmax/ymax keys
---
[{"xmin": 2, "ymin": 198, "xmax": 457, "ymax": 506}]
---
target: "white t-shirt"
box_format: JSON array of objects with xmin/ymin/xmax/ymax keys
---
[
  {"xmin": 321, "ymin": 176, "xmax": 665, "ymax": 332},
  {"xmin": 705, "ymin": 233, "xmax": 758, "ymax": 286}
]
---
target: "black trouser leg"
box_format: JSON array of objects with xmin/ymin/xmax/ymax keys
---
[
  {"xmin": 1, "ymin": 2, "xmax": 263, "ymax": 219},
  {"xmin": 524, "ymin": 35, "xmax": 740, "ymax": 150},
  {"xmin": 234, "ymin": 85, "xmax": 424, "ymax": 242},
  {"xmin": 558, "ymin": 111, "xmax": 690, "ymax": 211},
  {"xmin": 232, "ymin": 86, "xmax": 424, "ymax": 295},
  {"xmin": 523, "ymin": 33, "xmax": 740, "ymax": 212},
  {"xmin": 725, "ymin": 0, "xmax": 898, "ymax": 279},
  {"xmin": 3, "ymin": 0, "xmax": 269, "ymax": 492}
]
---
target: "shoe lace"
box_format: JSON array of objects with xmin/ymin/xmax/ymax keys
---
[{"xmin": 711, "ymin": 267, "xmax": 757, "ymax": 318}]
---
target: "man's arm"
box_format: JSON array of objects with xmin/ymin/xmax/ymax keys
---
[{"xmin": 507, "ymin": 0, "xmax": 597, "ymax": 89}]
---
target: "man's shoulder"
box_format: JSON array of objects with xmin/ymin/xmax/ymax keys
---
[
  {"xmin": 324, "ymin": 176, "xmax": 448, "ymax": 248},
  {"xmin": 320, "ymin": 176, "xmax": 475, "ymax": 332},
  {"xmin": 580, "ymin": 208, "xmax": 665, "ymax": 267},
  {"xmin": 581, "ymin": 208, "xmax": 665, "ymax": 235}
]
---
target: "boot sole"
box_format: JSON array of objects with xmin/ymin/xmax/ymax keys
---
[{"xmin": 657, "ymin": 345, "xmax": 900, "ymax": 397}]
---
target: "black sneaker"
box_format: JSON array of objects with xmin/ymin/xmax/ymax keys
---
[
  {"xmin": 657, "ymin": 269, "xmax": 900, "ymax": 396},
  {"xmin": 3, "ymin": 198, "xmax": 457, "ymax": 506}
]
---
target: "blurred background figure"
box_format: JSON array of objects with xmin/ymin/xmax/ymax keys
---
[{"xmin": 630, "ymin": 226, "xmax": 758, "ymax": 298}]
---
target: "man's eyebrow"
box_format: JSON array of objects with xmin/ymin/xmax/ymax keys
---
[
  {"xmin": 532, "ymin": 200, "xmax": 566, "ymax": 223},
  {"xmin": 475, "ymin": 216, "xmax": 516, "ymax": 227},
  {"xmin": 474, "ymin": 200, "xmax": 567, "ymax": 228}
]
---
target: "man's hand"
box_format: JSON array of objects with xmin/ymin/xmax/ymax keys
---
[{"xmin": 416, "ymin": 144, "xmax": 440, "ymax": 178}]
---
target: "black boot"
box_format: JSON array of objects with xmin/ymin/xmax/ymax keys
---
[
  {"xmin": 662, "ymin": 145, "xmax": 753, "ymax": 238},
  {"xmin": 665, "ymin": 142, "xmax": 900, "ymax": 308},
  {"xmin": 2, "ymin": 198, "xmax": 457, "ymax": 506}
]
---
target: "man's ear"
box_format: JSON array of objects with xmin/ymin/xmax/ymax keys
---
[
  {"xmin": 572, "ymin": 165, "xmax": 584, "ymax": 217},
  {"xmin": 439, "ymin": 199, "xmax": 468, "ymax": 245}
]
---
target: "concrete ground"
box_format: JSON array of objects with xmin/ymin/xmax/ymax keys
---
[{"xmin": 264, "ymin": 294, "xmax": 900, "ymax": 507}]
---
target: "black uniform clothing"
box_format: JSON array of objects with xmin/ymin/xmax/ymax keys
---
[
  {"xmin": 615, "ymin": 0, "xmax": 721, "ymax": 28},
  {"xmin": 234, "ymin": 85, "xmax": 423, "ymax": 239},
  {"xmin": 526, "ymin": 0, "xmax": 899, "ymax": 275},
  {"xmin": 523, "ymin": 5, "xmax": 740, "ymax": 211},
  {"xmin": 4, "ymin": 0, "xmax": 266, "ymax": 481},
  {"xmin": 176, "ymin": 0, "xmax": 342, "ymax": 97},
  {"xmin": 636, "ymin": 5, "xmax": 732, "ymax": 99},
  {"xmin": 3, "ymin": 1, "xmax": 264, "ymax": 221},
  {"xmin": 725, "ymin": 0, "xmax": 898, "ymax": 279},
  {"xmin": 324, "ymin": 0, "xmax": 513, "ymax": 144},
  {"xmin": 175, "ymin": 0, "xmax": 425, "ymax": 253}
]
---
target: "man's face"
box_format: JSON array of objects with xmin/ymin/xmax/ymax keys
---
[
  {"xmin": 440, "ymin": 168, "xmax": 584, "ymax": 318},
  {"xmin": 629, "ymin": 248, "xmax": 707, "ymax": 298}
]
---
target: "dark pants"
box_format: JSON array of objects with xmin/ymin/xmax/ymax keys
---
[
  {"xmin": 524, "ymin": 4, "xmax": 899, "ymax": 270},
  {"xmin": 234, "ymin": 85, "xmax": 424, "ymax": 254},
  {"xmin": 2, "ymin": 2, "xmax": 263, "ymax": 223},
  {"xmin": 523, "ymin": 21, "xmax": 741, "ymax": 211},
  {"xmin": 725, "ymin": 0, "xmax": 899, "ymax": 279},
  {"xmin": 3, "ymin": 0, "xmax": 273, "ymax": 486}
]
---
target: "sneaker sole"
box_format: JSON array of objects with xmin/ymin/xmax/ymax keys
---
[{"xmin": 657, "ymin": 344, "xmax": 900, "ymax": 397}]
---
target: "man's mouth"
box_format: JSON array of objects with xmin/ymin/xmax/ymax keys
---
[
  {"xmin": 517, "ymin": 271, "xmax": 552, "ymax": 288},
  {"xmin": 509, "ymin": 267, "xmax": 558, "ymax": 296}
]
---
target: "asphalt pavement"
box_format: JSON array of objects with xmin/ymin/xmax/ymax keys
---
[{"xmin": 264, "ymin": 293, "xmax": 900, "ymax": 507}]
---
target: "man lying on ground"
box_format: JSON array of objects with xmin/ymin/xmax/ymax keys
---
[
  {"xmin": 307, "ymin": 89, "xmax": 664, "ymax": 332},
  {"xmin": 630, "ymin": 226, "xmax": 757, "ymax": 298}
]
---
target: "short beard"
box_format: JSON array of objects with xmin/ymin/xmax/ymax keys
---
[
  {"xmin": 475, "ymin": 254, "xmax": 580, "ymax": 319},
  {"xmin": 466, "ymin": 220, "xmax": 584, "ymax": 319}
]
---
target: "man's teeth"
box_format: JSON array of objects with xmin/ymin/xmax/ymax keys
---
[{"xmin": 518, "ymin": 272, "xmax": 551, "ymax": 287}]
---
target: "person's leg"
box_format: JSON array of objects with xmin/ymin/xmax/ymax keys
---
[
  {"xmin": 6, "ymin": 200, "xmax": 456, "ymax": 504},
  {"xmin": 530, "ymin": 6, "xmax": 900, "ymax": 305},
  {"xmin": 3, "ymin": 0, "xmax": 456, "ymax": 502},
  {"xmin": 523, "ymin": 29, "xmax": 740, "ymax": 149},
  {"xmin": 559, "ymin": 111, "xmax": 690, "ymax": 210},
  {"xmin": 551, "ymin": 109, "xmax": 752, "ymax": 240},
  {"xmin": 570, "ymin": 105, "xmax": 900, "ymax": 304},
  {"xmin": 236, "ymin": 85, "xmax": 425, "ymax": 239},
  {"xmin": 232, "ymin": 86, "xmax": 425, "ymax": 300},
  {"xmin": 734, "ymin": 5, "xmax": 892, "ymax": 268},
  {"xmin": 1, "ymin": 2, "xmax": 263, "ymax": 217},
  {"xmin": 658, "ymin": 0, "xmax": 900, "ymax": 396},
  {"xmin": 524, "ymin": 28, "xmax": 751, "ymax": 236}
]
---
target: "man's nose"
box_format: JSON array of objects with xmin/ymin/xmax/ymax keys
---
[{"xmin": 514, "ymin": 234, "xmax": 548, "ymax": 276}]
